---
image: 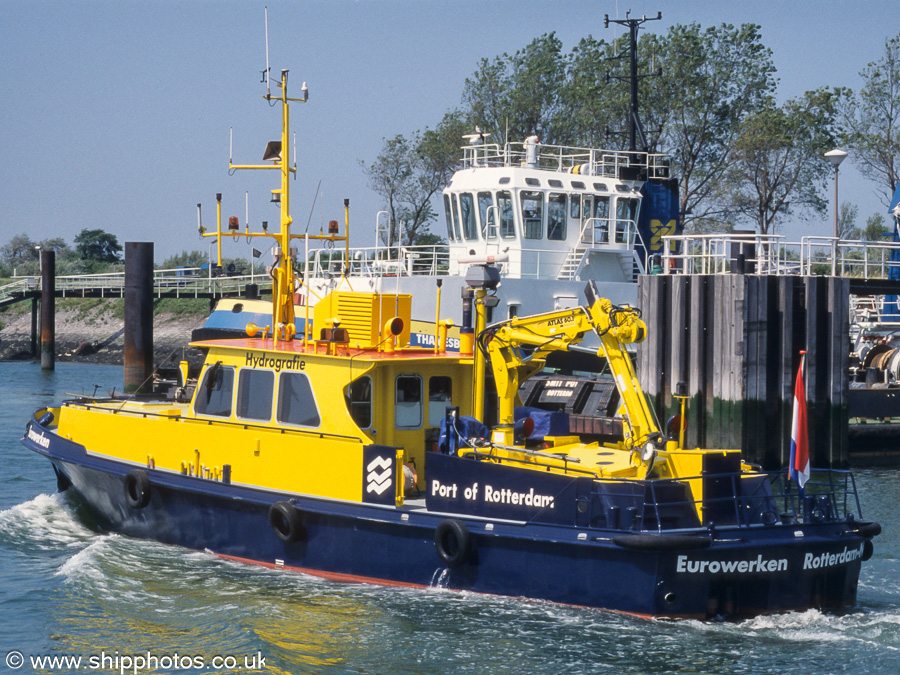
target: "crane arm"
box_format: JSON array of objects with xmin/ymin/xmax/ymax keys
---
[{"xmin": 481, "ymin": 280, "xmax": 661, "ymax": 462}]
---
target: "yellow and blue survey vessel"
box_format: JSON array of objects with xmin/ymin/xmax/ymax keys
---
[{"xmin": 22, "ymin": 68, "xmax": 880, "ymax": 619}]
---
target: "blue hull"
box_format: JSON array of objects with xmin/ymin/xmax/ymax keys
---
[{"xmin": 23, "ymin": 415, "xmax": 872, "ymax": 619}]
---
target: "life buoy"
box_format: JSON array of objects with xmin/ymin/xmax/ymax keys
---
[
  {"xmin": 123, "ymin": 469, "xmax": 151, "ymax": 509},
  {"xmin": 611, "ymin": 534, "xmax": 711, "ymax": 550},
  {"xmin": 434, "ymin": 519, "xmax": 472, "ymax": 568},
  {"xmin": 269, "ymin": 501, "xmax": 304, "ymax": 543}
]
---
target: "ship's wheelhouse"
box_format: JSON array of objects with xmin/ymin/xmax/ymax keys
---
[{"xmin": 443, "ymin": 168, "xmax": 643, "ymax": 281}]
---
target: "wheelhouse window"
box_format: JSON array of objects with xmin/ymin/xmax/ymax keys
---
[
  {"xmin": 395, "ymin": 374, "xmax": 423, "ymax": 428},
  {"xmin": 345, "ymin": 376, "xmax": 372, "ymax": 429},
  {"xmin": 615, "ymin": 197, "xmax": 641, "ymax": 243},
  {"xmin": 277, "ymin": 372, "xmax": 320, "ymax": 427},
  {"xmin": 428, "ymin": 376, "xmax": 453, "ymax": 428},
  {"xmin": 450, "ymin": 195, "xmax": 462, "ymax": 242},
  {"xmin": 547, "ymin": 193, "xmax": 567, "ymax": 241},
  {"xmin": 569, "ymin": 194, "xmax": 581, "ymax": 219},
  {"xmin": 443, "ymin": 195, "xmax": 457, "ymax": 242},
  {"xmin": 521, "ymin": 191, "xmax": 543, "ymax": 240},
  {"xmin": 478, "ymin": 192, "xmax": 496, "ymax": 239},
  {"xmin": 459, "ymin": 193, "xmax": 478, "ymax": 240},
  {"xmin": 194, "ymin": 364, "xmax": 234, "ymax": 418},
  {"xmin": 498, "ymin": 190, "xmax": 515, "ymax": 239},
  {"xmin": 594, "ymin": 195, "xmax": 610, "ymax": 242},
  {"xmin": 236, "ymin": 369, "xmax": 274, "ymax": 421}
]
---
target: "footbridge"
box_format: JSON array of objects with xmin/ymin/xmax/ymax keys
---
[{"xmin": 0, "ymin": 268, "xmax": 273, "ymax": 309}]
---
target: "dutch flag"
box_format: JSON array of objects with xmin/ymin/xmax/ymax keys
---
[{"xmin": 789, "ymin": 351, "xmax": 810, "ymax": 488}]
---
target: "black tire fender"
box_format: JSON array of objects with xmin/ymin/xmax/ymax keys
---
[
  {"xmin": 434, "ymin": 519, "xmax": 472, "ymax": 568},
  {"xmin": 612, "ymin": 534, "xmax": 712, "ymax": 550},
  {"xmin": 123, "ymin": 469, "xmax": 151, "ymax": 509},
  {"xmin": 269, "ymin": 501, "xmax": 304, "ymax": 543},
  {"xmin": 862, "ymin": 539, "xmax": 875, "ymax": 562},
  {"xmin": 853, "ymin": 522, "xmax": 882, "ymax": 539}
]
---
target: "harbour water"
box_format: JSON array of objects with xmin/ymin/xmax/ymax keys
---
[{"xmin": 1, "ymin": 361, "xmax": 899, "ymax": 674}]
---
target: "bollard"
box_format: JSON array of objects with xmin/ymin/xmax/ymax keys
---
[{"xmin": 40, "ymin": 250, "xmax": 55, "ymax": 370}]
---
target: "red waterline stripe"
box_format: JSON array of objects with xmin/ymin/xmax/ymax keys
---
[
  {"xmin": 211, "ymin": 552, "xmax": 660, "ymax": 620},
  {"xmin": 214, "ymin": 552, "xmax": 428, "ymax": 589}
]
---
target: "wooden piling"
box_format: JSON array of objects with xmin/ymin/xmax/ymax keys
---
[
  {"xmin": 124, "ymin": 242, "xmax": 154, "ymax": 394},
  {"xmin": 638, "ymin": 274, "xmax": 849, "ymax": 468},
  {"xmin": 40, "ymin": 250, "xmax": 55, "ymax": 370},
  {"xmin": 30, "ymin": 296, "xmax": 38, "ymax": 358}
]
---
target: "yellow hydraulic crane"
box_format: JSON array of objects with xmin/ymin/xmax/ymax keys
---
[{"xmin": 476, "ymin": 279, "xmax": 663, "ymax": 474}]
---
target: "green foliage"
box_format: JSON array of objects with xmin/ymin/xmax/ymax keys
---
[
  {"xmin": 842, "ymin": 30, "xmax": 900, "ymax": 200},
  {"xmin": 161, "ymin": 250, "xmax": 208, "ymax": 270},
  {"xmin": 724, "ymin": 87, "xmax": 846, "ymax": 234},
  {"xmin": 1, "ymin": 233, "xmax": 40, "ymax": 272},
  {"xmin": 653, "ymin": 23, "xmax": 778, "ymax": 230},
  {"xmin": 153, "ymin": 297, "xmax": 210, "ymax": 318},
  {"xmin": 463, "ymin": 33, "xmax": 568, "ymax": 144},
  {"xmin": 451, "ymin": 23, "xmax": 781, "ymax": 232},
  {"xmin": 861, "ymin": 212, "xmax": 890, "ymax": 241},
  {"xmin": 838, "ymin": 202, "xmax": 860, "ymax": 240},
  {"xmin": 74, "ymin": 228, "xmax": 123, "ymax": 265},
  {"xmin": 361, "ymin": 113, "xmax": 463, "ymax": 247}
]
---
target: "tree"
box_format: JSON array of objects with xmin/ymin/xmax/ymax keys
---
[
  {"xmin": 462, "ymin": 33, "xmax": 568, "ymax": 144},
  {"xmin": 843, "ymin": 31, "xmax": 900, "ymax": 202},
  {"xmin": 861, "ymin": 211, "xmax": 891, "ymax": 241},
  {"xmin": 361, "ymin": 113, "xmax": 464, "ymax": 249},
  {"xmin": 653, "ymin": 23, "xmax": 778, "ymax": 231},
  {"xmin": 1, "ymin": 233, "xmax": 39, "ymax": 267},
  {"xmin": 838, "ymin": 202, "xmax": 859, "ymax": 240},
  {"xmin": 724, "ymin": 88, "xmax": 844, "ymax": 235},
  {"xmin": 455, "ymin": 23, "xmax": 778, "ymax": 231},
  {"xmin": 74, "ymin": 228, "xmax": 122, "ymax": 264},
  {"xmin": 161, "ymin": 250, "xmax": 208, "ymax": 269}
]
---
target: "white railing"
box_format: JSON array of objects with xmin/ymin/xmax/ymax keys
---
[
  {"xmin": 579, "ymin": 217, "xmax": 638, "ymax": 248},
  {"xmin": 303, "ymin": 245, "xmax": 450, "ymax": 278},
  {"xmin": 660, "ymin": 233, "xmax": 900, "ymax": 280},
  {"xmin": 3, "ymin": 271, "xmax": 273, "ymax": 300},
  {"xmin": 850, "ymin": 295, "xmax": 900, "ymax": 327},
  {"xmin": 460, "ymin": 141, "xmax": 670, "ymax": 180},
  {"xmin": 0, "ymin": 278, "xmax": 35, "ymax": 304}
]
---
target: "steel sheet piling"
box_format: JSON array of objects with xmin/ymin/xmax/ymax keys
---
[
  {"xmin": 638, "ymin": 274, "xmax": 849, "ymax": 468},
  {"xmin": 124, "ymin": 242, "xmax": 154, "ymax": 394}
]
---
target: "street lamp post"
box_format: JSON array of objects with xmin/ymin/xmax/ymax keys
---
[
  {"xmin": 825, "ymin": 149, "xmax": 848, "ymax": 239},
  {"xmin": 825, "ymin": 148, "xmax": 848, "ymax": 276}
]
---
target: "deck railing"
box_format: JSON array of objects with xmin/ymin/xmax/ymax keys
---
[
  {"xmin": 460, "ymin": 141, "xmax": 670, "ymax": 180},
  {"xmin": 660, "ymin": 233, "xmax": 900, "ymax": 280},
  {"xmin": 597, "ymin": 468, "xmax": 862, "ymax": 533}
]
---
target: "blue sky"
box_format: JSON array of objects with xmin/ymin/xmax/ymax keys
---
[{"xmin": 1, "ymin": 0, "xmax": 897, "ymax": 263}]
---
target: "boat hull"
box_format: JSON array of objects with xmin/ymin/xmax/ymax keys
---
[{"xmin": 23, "ymin": 416, "xmax": 869, "ymax": 619}]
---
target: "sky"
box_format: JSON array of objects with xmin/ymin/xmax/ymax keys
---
[{"xmin": 1, "ymin": 0, "xmax": 897, "ymax": 264}]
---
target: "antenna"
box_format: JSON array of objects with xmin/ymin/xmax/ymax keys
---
[
  {"xmin": 263, "ymin": 6, "xmax": 271, "ymax": 98},
  {"xmin": 293, "ymin": 132, "xmax": 297, "ymax": 180},
  {"xmin": 229, "ymin": 127, "xmax": 233, "ymax": 164},
  {"xmin": 305, "ymin": 180, "xmax": 321, "ymax": 234},
  {"xmin": 604, "ymin": 11, "xmax": 662, "ymax": 152}
]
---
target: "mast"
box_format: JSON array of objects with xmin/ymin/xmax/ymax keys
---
[
  {"xmin": 605, "ymin": 11, "xmax": 661, "ymax": 152},
  {"xmin": 221, "ymin": 70, "xmax": 307, "ymax": 341}
]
